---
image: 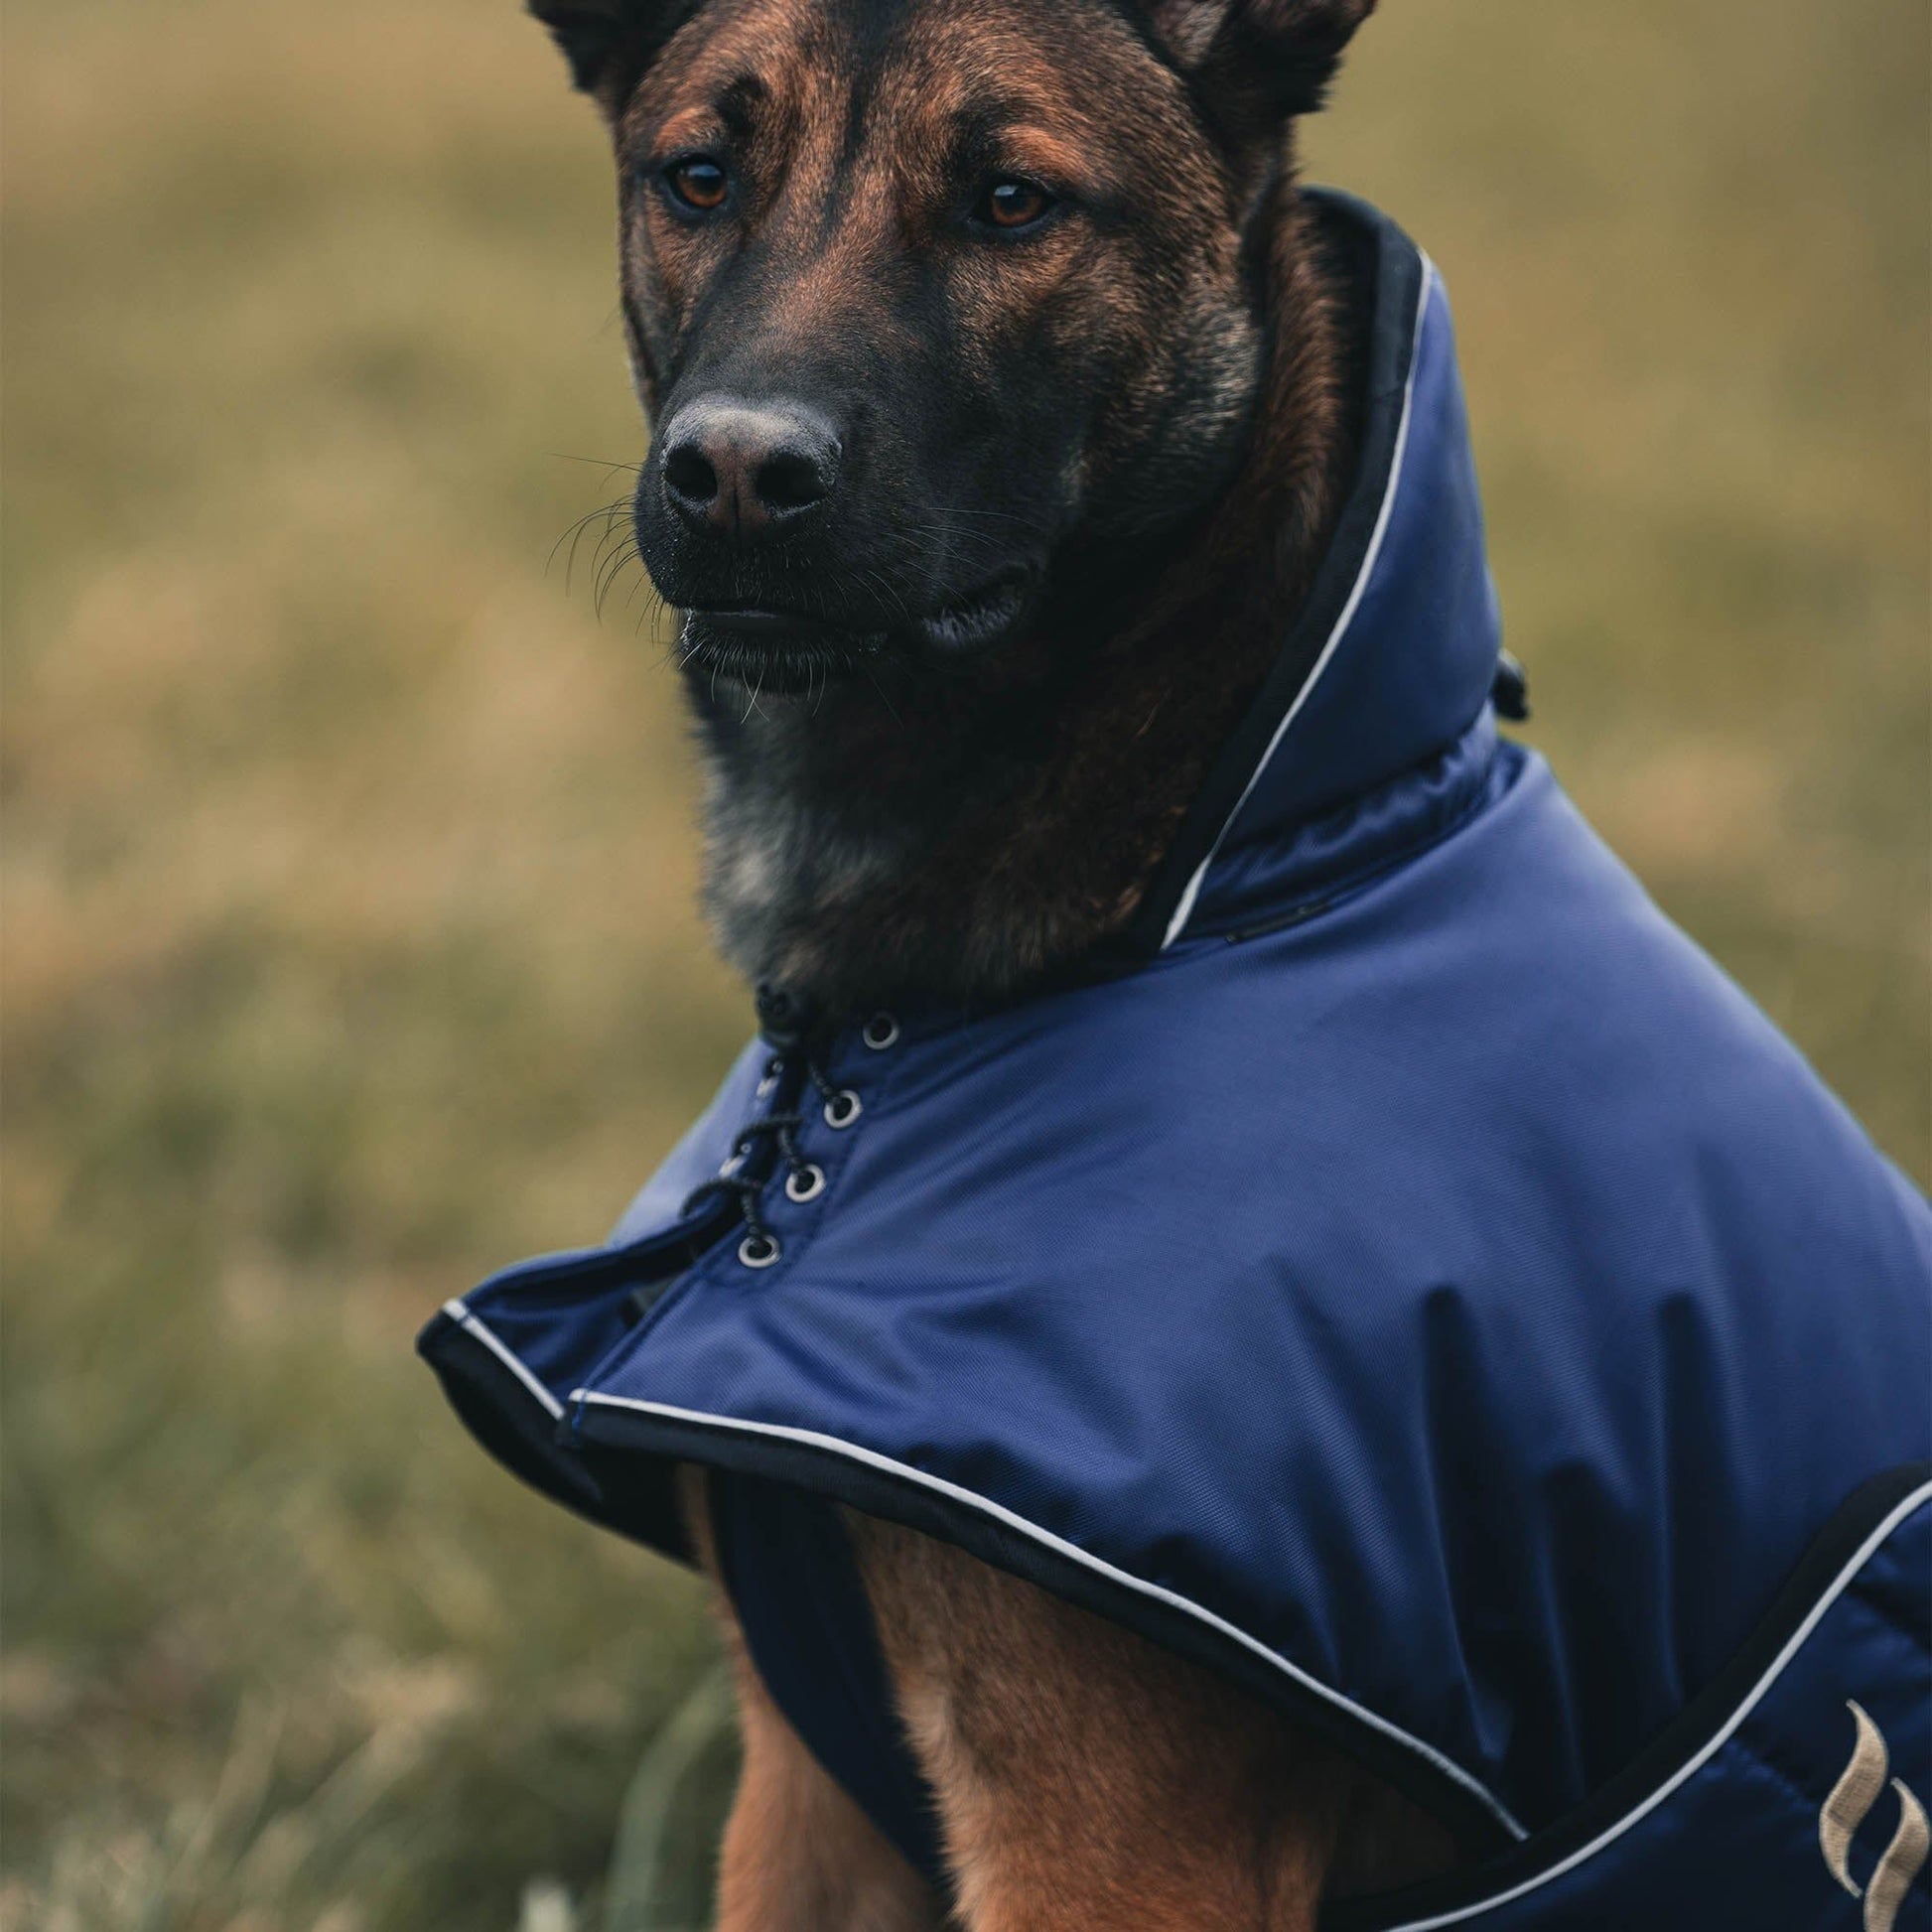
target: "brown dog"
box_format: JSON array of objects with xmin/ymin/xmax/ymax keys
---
[{"xmin": 528, "ymin": 0, "xmax": 1455, "ymax": 1921}]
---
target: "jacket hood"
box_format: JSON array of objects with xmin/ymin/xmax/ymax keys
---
[{"xmin": 1125, "ymin": 190, "xmax": 1505, "ymax": 954}]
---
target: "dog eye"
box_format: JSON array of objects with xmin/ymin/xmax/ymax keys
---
[
  {"xmin": 661, "ymin": 156, "xmax": 731, "ymax": 214},
  {"xmin": 974, "ymin": 177, "xmax": 1056, "ymax": 232}
]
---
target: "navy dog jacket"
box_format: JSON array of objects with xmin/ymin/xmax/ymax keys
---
[{"xmin": 420, "ymin": 195, "xmax": 1932, "ymax": 1928}]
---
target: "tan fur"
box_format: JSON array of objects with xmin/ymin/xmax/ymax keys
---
[
  {"xmin": 679, "ymin": 1469, "xmax": 947, "ymax": 1930},
  {"xmin": 853, "ymin": 1511, "xmax": 1350, "ymax": 1930},
  {"xmin": 678, "ymin": 1470, "xmax": 1454, "ymax": 1929}
]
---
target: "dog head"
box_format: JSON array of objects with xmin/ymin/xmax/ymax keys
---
[{"xmin": 533, "ymin": 0, "xmax": 1375, "ymax": 697}]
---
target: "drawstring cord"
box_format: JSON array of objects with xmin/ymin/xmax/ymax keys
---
[{"xmin": 679, "ymin": 986, "xmax": 860, "ymax": 1268}]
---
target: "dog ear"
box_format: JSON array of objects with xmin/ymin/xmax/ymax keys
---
[
  {"xmin": 1146, "ymin": 0, "xmax": 1377, "ymax": 128},
  {"xmin": 527, "ymin": 0, "xmax": 694, "ymax": 104}
]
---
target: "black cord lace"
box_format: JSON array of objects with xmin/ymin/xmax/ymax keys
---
[{"xmin": 679, "ymin": 1044, "xmax": 849, "ymax": 1260}]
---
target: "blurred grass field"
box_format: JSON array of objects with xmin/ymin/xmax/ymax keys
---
[{"xmin": 2, "ymin": 0, "xmax": 1926, "ymax": 1926}]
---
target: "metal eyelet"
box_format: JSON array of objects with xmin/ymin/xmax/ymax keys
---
[
  {"xmin": 738, "ymin": 1232, "xmax": 781, "ymax": 1269},
  {"xmin": 823, "ymin": 1089, "xmax": 863, "ymax": 1129},
  {"xmin": 784, "ymin": 1163, "xmax": 826, "ymax": 1203},
  {"xmin": 756, "ymin": 1055, "xmax": 782, "ymax": 1099},
  {"xmin": 862, "ymin": 1013, "xmax": 900, "ymax": 1051},
  {"xmin": 718, "ymin": 1153, "xmax": 745, "ymax": 1178}
]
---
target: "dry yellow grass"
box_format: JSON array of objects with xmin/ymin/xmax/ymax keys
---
[{"xmin": 3, "ymin": 1, "xmax": 1926, "ymax": 1926}]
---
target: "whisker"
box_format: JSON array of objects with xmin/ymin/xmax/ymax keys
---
[
  {"xmin": 865, "ymin": 661, "xmax": 906, "ymax": 729},
  {"xmin": 638, "ymin": 587, "xmax": 674, "ymax": 641},
  {"xmin": 594, "ymin": 539, "xmax": 642, "ymax": 618},
  {"xmin": 926, "ymin": 503, "xmax": 1035, "ymax": 527},
  {"xmin": 547, "ymin": 498, "xmax": 629, "ymax": 588},
  {"xmin": 549, "ymin": 452, "xmax": 646, "ymax": 478}
]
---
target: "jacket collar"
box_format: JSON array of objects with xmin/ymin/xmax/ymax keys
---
[{"xmin": 1123, "ymin": 191, "xmax": 1504, "ymax": 954}]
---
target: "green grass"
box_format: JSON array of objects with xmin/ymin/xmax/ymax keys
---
[{"xmin": 2, "ymin": 0, "xmax": 1926, "ymax": 1926}]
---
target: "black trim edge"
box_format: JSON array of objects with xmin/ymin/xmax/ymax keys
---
[
  {"xmin": 570, "ymin": 1398, "xmax": 1520, "ymax": 1861},
  {"xmin": 419, "ymin": 1311, "xmax": 694, "ymax": 1562},
  {"xmin": 1323, "ymin": 1460, "xmax": 1932, "ymax": 1931}
]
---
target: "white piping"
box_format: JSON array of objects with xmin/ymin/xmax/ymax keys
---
[
  {"xmin": 1373, "ymin": 1479, "xmax": 1932, "ymax": 1930},
  {"xmin": 567, "ymin": 1385, "xmax": 1527, "ymax": 1842},
  {"xmin": 442, "ymin": 1300, "xmax": 566, "ymax": 1420},
  {"xmin": 1160, "ymin": 257, "xmax": 1438, "ymax": 950}
]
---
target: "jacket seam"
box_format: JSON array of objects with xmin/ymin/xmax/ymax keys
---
[{"xmin": 1213, "ymin": 734, "xmax": 1502, "ymax": 947}]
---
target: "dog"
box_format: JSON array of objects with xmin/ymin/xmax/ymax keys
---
[
  {"xmin": 421, "ymin": 1, "xmax": 1932, "ymax": 1926},
  {"xmin": 557, "ymin": 0, "xmax": 1428, "ymax": 1913}
]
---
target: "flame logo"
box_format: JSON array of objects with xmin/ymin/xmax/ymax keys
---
[{"xmin": 1820, "ymin": 1702, "xmax": 1929, "ymax": 1932}]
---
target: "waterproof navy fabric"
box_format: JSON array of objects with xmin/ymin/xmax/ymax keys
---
[{"xmin": 420, "ymin": 195, "xmax": 1932, "ymax": 1924}]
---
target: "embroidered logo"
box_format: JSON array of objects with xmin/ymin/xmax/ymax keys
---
[{"xmin": 1820, "ymin": 1701, "xmax": 1929, "ymax": 1932}]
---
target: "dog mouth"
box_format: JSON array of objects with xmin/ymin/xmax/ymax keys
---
[
  {"xmin": 678, "ymin": 615, "xmax": 884, "ymax": 696},
  {"xmin": 680, "ymin": 571, "xmax": 1034, "ymax": 692}
]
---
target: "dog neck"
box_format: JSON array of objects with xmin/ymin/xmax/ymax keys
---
[{"xmin": 691, "ymin": 185, "xmax": 1364, "ymax": 1022}]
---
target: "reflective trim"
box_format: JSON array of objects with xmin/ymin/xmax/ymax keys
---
[
  {"xmin": 1161, "ymin": 260, "xmax": 1437, "ymax": 950},
  {"xmin": 567, "ymin": 1385, "xmax": 1527, "ymax": 1843},
  {"xmin": 441, "ymin": 1300, "xmax": 566, "ymax": 1420},
  {"xmin": 1368, "ymin": 1479, "xmax": 1932, "ymax": 1931}
]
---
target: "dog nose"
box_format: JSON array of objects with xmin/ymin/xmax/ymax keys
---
[{"xmin": 658, "ymin": 399, "xmax": 840, "ymax": 541}]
